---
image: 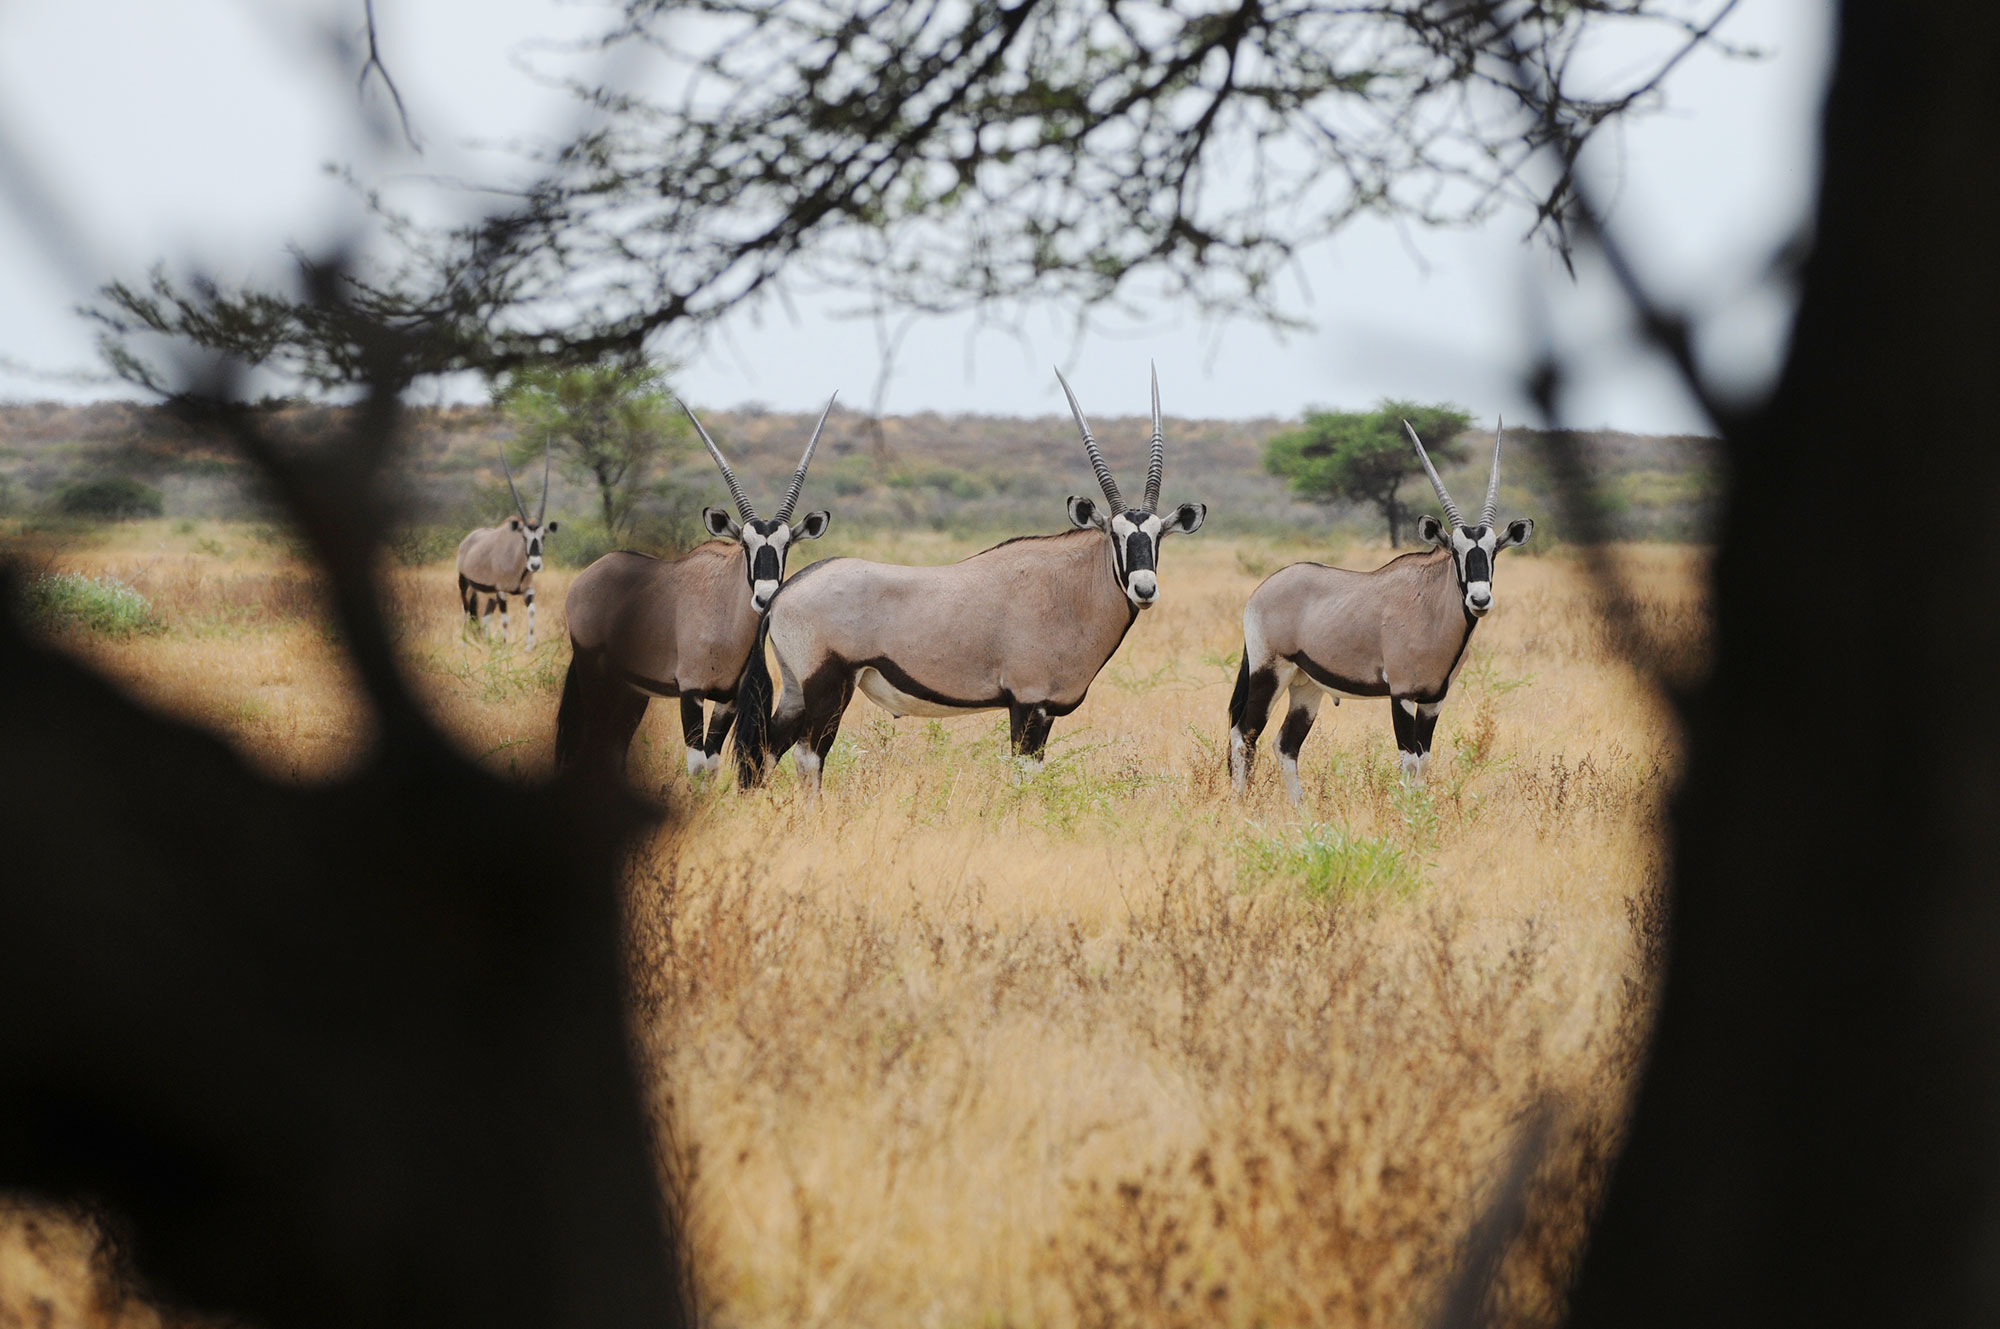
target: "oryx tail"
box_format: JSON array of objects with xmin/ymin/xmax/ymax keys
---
[{"xmin": 733, "ymin": 617, "xmax": 775, "ymax": 786}]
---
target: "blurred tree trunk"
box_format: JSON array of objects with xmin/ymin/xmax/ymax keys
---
[{"xmin": 1568, "ymin": 1, "xmax": 2000, "ymax": 1323}]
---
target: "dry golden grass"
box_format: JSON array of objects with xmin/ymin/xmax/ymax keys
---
[{"xmin": 3, "ymin": 520, "xmax": 1704, "ymax": 1329}]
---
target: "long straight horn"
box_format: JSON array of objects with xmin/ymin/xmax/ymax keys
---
[
  {"xmin": 1054, "ymin": 366, "xmax": 1124, "ymax": 513},
  {"xmin": 1403, "ymin": 419, "xmax": 1464, "ymax": 529},
  {"xmin": 675, "ymin": 394, "xmax": 756, "ymax": 521},
  {"xmin": 537, "ymin": 435, "xmax": 551, "ymax": 525},
  {"xmin": 776, "ymin": 391, "xmax": 837, "ymax": 522},
  {"xmin": 1143, "ymin": 361, "xmax": 1164, "ymax": 511},
  {"xmin": 1480, "ymin": 417, "xmax": 1504, "ymax": 529},
  {"xmin": 498, "ymin": 445, "xmax": 529, "ymax": 522}
]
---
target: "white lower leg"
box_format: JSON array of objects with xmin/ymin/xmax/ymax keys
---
[
  {"xmin": 1400, "ymin": 750, "xmax": 1425, "ymax": 785},
  {"xmin": 794, "ymin": 748, "xmax": 822, "ymax": 796},
  {"xmin": 525, "ymin": 598, "xmax": 536, "ymax": 649},
  {"xmin": 1281, "ymin": 752, "xmax": 1303, "ymax": 805},
  {"xmin": 685, "ymin": 748, "xmax": 707, "ymax": 778},
  {"xmin": 1229, "ymin": 728, "xmax": 1248, "ymax": 796}
]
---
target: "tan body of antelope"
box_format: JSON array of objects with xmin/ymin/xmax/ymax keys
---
[
  {"xmin": 456, "ymin": 445, "xmax": 559, "ymax": 647},
  {"xmin": 735, "ymin": 366, "xmax": 1205, "ymax": 794},
  {"xmin": 1229, "ymin": 421, "xmax": 1532, "ymax": 802},
  {"xmin": 554, "ymin": 397, "xmax": 834, "ymax": 776}
]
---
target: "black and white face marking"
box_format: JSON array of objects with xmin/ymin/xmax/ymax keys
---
[
  {"xmin": 1452, "ymin": 525, "xmax": 1498, "ymax": 616},
  {"xmin": 1421, "ymin": 514, "xmax": 1533, "ymax": 617},
  {"xmin": 1068, "ymin": 498, "xmax": 1206, "ymax": 610},
  {"xmin": 706, "ymin": 506, "xmax": 831, "ymax": 613},
  {"xmin": 509, "ymin": 516, "xmax": 557, "ymax": 573}
]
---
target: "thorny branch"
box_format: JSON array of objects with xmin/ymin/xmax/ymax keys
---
[{"xmin": 358, "ymin": 0, "xmax": 422, "ymax": 152}]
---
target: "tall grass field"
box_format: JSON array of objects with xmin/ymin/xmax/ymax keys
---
[{"xmin": 2, "ymin": 519, "xmax": 1703, "ymax": 1329}]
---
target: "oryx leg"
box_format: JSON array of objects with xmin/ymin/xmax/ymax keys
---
[
  {"xmin": 1230, "ymin": 662, "xmax": 1290, "ymax": 797},
  {"xmin": 492, "ymin": 592, "xmax": 510, "ymax": 643},
  {"xmin": 601, "ymin": 686, "xmax": 649, "ymax": 768},
  {"xmin": 701, "ymin": 701, "xmax": 737, "ymax": 778},
  {"xmin": 458, "ymin": 574, "xmax": 479, "ymax": 625},
  {"xmin": 1275, "ymin": 682, "xmax": 1324, "ymax": 806},
  {"xmin": 1411, "ymin": 701, "xmax": 1443, "ymax": 784},
  {"xmin": 523, "ymin": 587, "xmax": 537, "ymax": 649},
  {"xmin": 1008, "ymin": 701, "xmax": 1054, "ymax": 777},
  {"xmin": 1390, "ymin": 697, "xmax": 1437, "ymax": 785},
  {"xmin": 794, "ymin": 669, "xmax": 856, "ymax": 798},
  {"xmin": 679, "ymin": 697, "xmax": 709, "ymax": 778}
]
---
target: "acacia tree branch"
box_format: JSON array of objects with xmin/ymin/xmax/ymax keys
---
[
  {"xmin": 92, "ymin": 0, "xmax": 1740, "ymax": 391},
  {"xmin": 358, "ymin": 0, "xmax": 422, "ymax": 152}
]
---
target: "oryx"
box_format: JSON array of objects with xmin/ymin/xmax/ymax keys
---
[
  {"xmin": 554, "ymin": 395, "xmax": 835, "ymax": 777},
  {"xmin": 1228, "ymin": 420, "xmax": 1533, "ymax": 802},
  {"xmin": 734, "ymin": 366, "xmax": 1205, "ymax": 794},
  {"xmin": 456, "ymin": 443, "xmax": 560, "ymax": 647}
]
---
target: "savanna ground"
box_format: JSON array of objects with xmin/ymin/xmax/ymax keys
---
[{"xmin": 1, "ymin": 519, "xmax": 1704, "ymax": 1329}]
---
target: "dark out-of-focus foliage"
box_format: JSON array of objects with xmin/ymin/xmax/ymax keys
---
[
  {"xmin": 85, "ymin": 1, "xmax": 1741, "ymax": 389},
  {"xmin": 55, "ymin": 475, "xmax": 164, "ymax": 520},
  {"xmin": 1264, "ymin": 400, "xmax": 1475, "ymax": 545}
]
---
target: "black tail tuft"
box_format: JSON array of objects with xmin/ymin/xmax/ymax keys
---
[
  {"xmin": 1227, "ymin": 647, "xmax": 1251, "ymax": 732},
  {"xmin": 734, "ymin": 619, "xmax": 774, "ymax": 787},
  {"xmin": 554, "ymin": 645, "xmax": 588, "ymax": 771}
]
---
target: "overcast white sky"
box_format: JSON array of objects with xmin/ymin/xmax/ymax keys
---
[{"xmin": 0, "ymin": 1, "xmax": 1830, "ymax": 432}]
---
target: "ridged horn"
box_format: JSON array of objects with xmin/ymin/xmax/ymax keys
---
[
  {"xmin": 1054, "ymin": 366, "xmax": 1124, "ymax": 514},
  {"xmin": 498, "ymin": 445, "xmax": 529, "ymax": 523},
  {"xmin": 1144, "ymin": 361, "xmax": 1164, "ymax": 511},
  {"xmin": 775, "ymin": 392, "xmax": 837, "ymax": 522},
  {"xmin": 1480, "ymin": 417, "xmax": 1503, "ymax": 529},
  {"xmin": 676, "ymin": 394, "xmax": 755, "ymax": 521},
  {"xmin": 536, "ymin": 436, "xmax": 551, "ymax": 526},
  {"xmin": 1403, "ymin": 419, "xmax": 1464, "ymax": 530}
]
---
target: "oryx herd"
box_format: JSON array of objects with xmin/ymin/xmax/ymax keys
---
[{"xmin": 459, "ymin": 370, "xmax": 1533, "ymax": 801}]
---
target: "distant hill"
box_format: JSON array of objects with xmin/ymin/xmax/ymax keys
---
[{"xmin": 0, "ymin": 400, "xmax": 1718, "ymax": 545}]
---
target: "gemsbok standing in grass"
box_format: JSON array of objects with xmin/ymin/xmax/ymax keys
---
[
  {"xmin": 555, "ymin": 395, "xmax": 836, "ymax": 777},
  {"xmin": 456, "ymin": 443, "xmax": 560, "ymax": 647},
  {"xmin": 734, "ymin": 365, "xmax": 1206, "ymax": 795},
  {"xmin": 1229, "ymin": 420, "xmax": 1533, "ymax": 802}
]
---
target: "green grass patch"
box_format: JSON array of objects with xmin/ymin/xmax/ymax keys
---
[
  {"xmin": 1237, "ymin": 820, "xmax": 1422, "ymax": 903},
  {"xmin": 23, "ymin": 572, "xmax": 163, "ymax": 638}
]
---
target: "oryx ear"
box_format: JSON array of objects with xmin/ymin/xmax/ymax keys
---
[
  {"xmin": 1417, "ymin": 514, "xmax": 1447, "ymax": 547},
  {"xmin": 1165, "ymin": 502, "xmax": 1205, "ymax": 536},
  {"xmin": 793, "ymin": 510, "xmax": 830, "ymax": 541},
  {"xmin": 1067, "ymin": 496, "xmax": 1106, "ymax": 531},
  {"xmin": 543, "ymin": 519, "xmax": 559, "ymax": 534},
  {"xmin": 506, "ymin": 514, "xmax": 523, "ymax": 531},
  {"xmin": 702, "ymin": 505, "xmax": 740, "ymax": 539},
  {"xmin": 1499, "ymin": 517, "xmax": 1534, "ymax": 549}
]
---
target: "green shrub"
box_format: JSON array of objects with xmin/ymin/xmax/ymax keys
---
[
  {"xmin": 1237, "ymin": 821, "xmax": 1422, "ymax": 902},
  {"xmin": 388, "ymin": 525, "xmax": 464, "ymax": 567},
  {"xmin": 24, "ymin": 572, "xmax": 162, "ymax": 637},
  {"xmin": 55, "ymin": 476, "xmax": 164, "ymax": 520}
]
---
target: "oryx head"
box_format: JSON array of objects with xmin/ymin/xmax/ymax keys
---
[
  {"xmin": 1406, "ymin": 418, "xmax": 1534, "ymax": 618},
  {"xmin": 1055, "ymin": 364, "xmax": 1207, "ymax": 610},
  {"xmin": 679, "ymin": 393, "xmax": 835, "ymax": 614},
  {"xmin": 498, "ymin": 441, "xmax": 559, "ymax": 572}
]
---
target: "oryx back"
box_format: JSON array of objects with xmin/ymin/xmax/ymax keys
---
[
  {"xmin": 567, "ymin": 544, "xmax": 761, "ymax": 700},
  {"xmin": 767, "ymin": 531, "xmax": 1133, "ymax": 717},
  {"xmin": 1249, "ymin": 551, "xmax": 1471, "ymax": 703},
  {"xmin": 457, "ymin": 525, "xmax": 529, "ymax": 594}
]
